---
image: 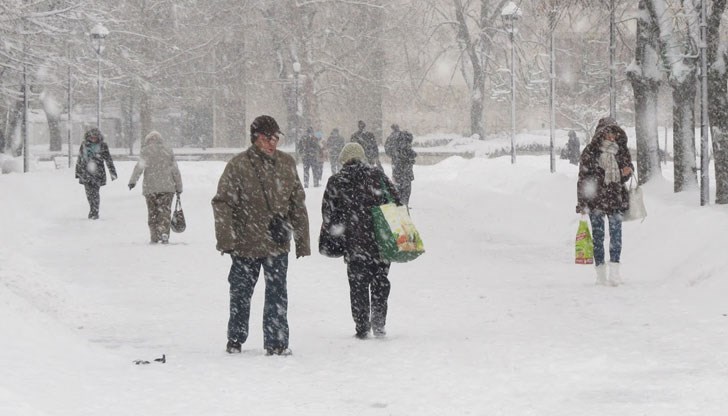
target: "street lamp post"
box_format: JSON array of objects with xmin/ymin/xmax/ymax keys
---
[
  {"xmin": 89, "ymin": 23, "xmax": 109, "ymax": 129},
  {"xmin": 501, "ymin": 1, "xmax": 522, "ymax": 165},
  {"xmin": 293, "ymin": 61, "xmax": 301, "ymax": 156}
]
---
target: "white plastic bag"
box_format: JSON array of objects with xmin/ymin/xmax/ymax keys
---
[{"xmin": 624, "ymin": 177, "xmax": 646, "ymax": 222}]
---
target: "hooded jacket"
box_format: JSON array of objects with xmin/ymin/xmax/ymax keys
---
[
  {"xmin": 319, "ymin": 159, "xmax": 400, "ymax": 263},
  {"xmin": 128, "ymin": 131, "xmax": 183, "ymax": 195},
  {"xmin": 212, "ymin": 144, "xmax": 310, "ymax": 258},
  {"xmin": 75, "ymin": 128, "xmax": 117, "ymax": 186},
  {"xmin": 576, "ymin": 117, "xmax": 634, "ymax": 214}
]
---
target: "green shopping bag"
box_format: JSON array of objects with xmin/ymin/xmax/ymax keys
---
[
  {"xmin": 575, "ymin": 218, "xmax": 594, "ymax": 265},
  {"xmin": 372, "ymin": 178, "xmax": 425, "ymax": 262}
]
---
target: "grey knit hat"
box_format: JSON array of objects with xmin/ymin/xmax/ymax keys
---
[{"xmin": 339, "ymin": 142, "xmax": 366, "ymax": 165}]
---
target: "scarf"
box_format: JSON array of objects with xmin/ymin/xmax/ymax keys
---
[
  {"xmin": 599, "ymin": 140, "xmax": 620, "ymax": 184},
  {"xmin": 84, "ymin": 142, "xmax": 100, "ymax": 160}
]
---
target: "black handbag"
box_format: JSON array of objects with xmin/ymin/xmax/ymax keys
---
[{"xmin": 170, "ymin": 194, "xmax": 186, "ymax": 233}]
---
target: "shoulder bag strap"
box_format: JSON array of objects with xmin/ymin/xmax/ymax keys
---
[
  {"xmin": 247, "ymin": 152, "xmax": 273, "ymax": 211},
  {"xmin": 379, "ymin": 175, "xmax": 394, "ymax": 204}
]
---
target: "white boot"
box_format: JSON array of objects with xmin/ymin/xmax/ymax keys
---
[
  {"xmin": 608, "ymin": 262, "xmax": 622, "ymax": 286},
  {"xmin": 595, "ymin": 264, "xmax": 608, "ymax": 286}
]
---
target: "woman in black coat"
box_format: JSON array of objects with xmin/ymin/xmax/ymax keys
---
[
  {"xmin": 75, "ymin": 128, "xmax": 117, "ymax": 219},
  {"xmin": 576, "ymin": 117, "xmax": 633, "ymax": 286},
  {"xmin": 319, "ymin": 143, "xmax": 401, "ymax": 339}
]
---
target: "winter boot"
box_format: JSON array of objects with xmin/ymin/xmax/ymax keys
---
[
  {"xmin": 265, "ymin": 347, "xmax": 292, "ymax": 356},
  {"xmin": 160, "ymin": 234, "xmax": 169, "ymax": 244},
  {"xmin": 226, "ymin": 339, "xmax": 241, "ymax": 354},
  {"xmin": 595, "ymin": 264, "xmax": 608, "ymax": 286},
  {"xmin": 608, "ymin": 262, "xmax": 622, "ymax": 286}
]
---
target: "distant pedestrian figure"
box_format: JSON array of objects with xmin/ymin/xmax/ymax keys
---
[
  {"xmin": 350, "ymin": 120, "xmax": 382, "ymax": 170},
  {"xmin": 567, "ymin": 130, "xmax": 581, "ymax": 165},
  {"xmin": 299, "ymin": 127, "xmax": 321, "ymax": 187},
  {"xmin": 319, "ymin": 142, "xmax": 401, "ymax": 339},
  {"xmin": 75, "ymin": 128, "xmax": 117, "ymax": 219},
  {"xmin": 385, "ymin": 124, "xmax": 417, "ymax": 206},
  {"xmin": 325, "ymin": 128, "xmax": 346, "ymax": 174},
  {"xmin": 314, "ymin": 131, "xmax": 325, "ymax": 186},
  {"xmin": 128, "ymin": 131, "xmax": 183, "ymax": 244}
]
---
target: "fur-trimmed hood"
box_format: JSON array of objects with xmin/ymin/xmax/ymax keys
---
[
  {"xmin": 590, "ymin": 117, "xmax": 628, "ymax": 147},
  {"xmin": 83, "ymin": 128, "xmax": 105, "ymax": 143}
]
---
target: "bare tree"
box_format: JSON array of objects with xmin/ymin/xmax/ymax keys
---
[
  {"xmin": 644, "ymin": 0, "xmax": 699, "ymax": 192},
  {"xmin": 706, "ymin": 0, "xmax": 728, "ymax": 203},
  {"xmin": 627, "ymin": 0, "xmax": 662, "ymax": 184}
]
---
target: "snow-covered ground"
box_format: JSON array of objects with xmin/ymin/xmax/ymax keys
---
[{"xmin": 1, "ymin": 153, "xmax": 727, "ymax": 415}]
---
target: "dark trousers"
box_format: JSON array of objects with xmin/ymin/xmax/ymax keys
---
[
  {"xmin": 589, "ymin": 212, "xmax": 623, "ymax": 265},
  {"xmin": 347, "ymin": 259, "xmax": 391, "ymax": 335},
  {"xmin": 396, "ymin": 180, "xmax": 412, "ymax": 206},
  {"xmin": 314, "ymin": 161, "xmax": 323, "ymax": 185},
  {"xmin": 227, "ymin": 253, "xmax": 289, "ymax": 349},
  {"xmin": 84, "ymin": 183, "xmax": 101, "ymax": 217},
  {"xmin": 145, "ymin": 192, "xmax": 174, "ymax": 242},
  {"xmin": 303, "ymin": 160, "xmax": 315, "ymax": 187}
]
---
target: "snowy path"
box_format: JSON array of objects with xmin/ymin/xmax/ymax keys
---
[{"xmin": 1, "ymin": 156, "xmax": 727, "ymax": 415}]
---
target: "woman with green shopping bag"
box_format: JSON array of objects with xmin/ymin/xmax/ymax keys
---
[
  {"xmin": 576, "ymin": 117, "xmax": 634, "ymax": 286},
  {"xmin": 319, "ymin": 143, "xmax": 402, "ymax": 339}
]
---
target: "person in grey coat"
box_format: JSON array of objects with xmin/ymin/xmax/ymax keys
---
[{"xmin": 128, "ymin": 131, "xmax": 183, "ymax": 244}]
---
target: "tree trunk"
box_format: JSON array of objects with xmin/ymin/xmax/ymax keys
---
[
  {"xmin": 672, "ymin": 78, "xmax": 698, "ymax": 192},
  {"xmin": 707, "ymin": 0, "xmax": 728, "ymax": 203},
  {"xmin": 46, "ymin": 110, "xmax": 62, "ymax": 152},
  {"xmin": 470, "ymin": 71, "xmax": 485, "ymax": 140},
  {"xmin": 139, "ymin": 89, "xmax": 152, "ymax": 139},
  {"xmin": 121, "ymin": 89, "xmax": 135, "ymax": 155},
  {"xmin": 6, "ymin": 88, "xmax": 25, "ymax": 157},
  {"xmin": 454, "ymin": 0, "xmax": 486, "ymax": 140},
  {"xmin": 43, "ymin": 90, "xmax": 63, "ymax": 152},
  {"xmin": 628, "ymin": 0, "xmax": 662, "ymax": 185},
  {"xmin": 708, "ymin": 65, "xmax": 728, "ymax": 203},
  {"xmin": 632, "ymin": 77, "xmax": 661, "ymax": 184}
]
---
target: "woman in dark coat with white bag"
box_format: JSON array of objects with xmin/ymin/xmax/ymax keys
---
[
  {"xmin": 576, "ymin": 117, "xmax": 634, "ymax": 286},
  {"xmin": 319, "ymin": 143, "xmax": 401, "ymax": 339}
]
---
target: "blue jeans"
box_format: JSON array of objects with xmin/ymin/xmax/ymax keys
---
[
  {"xmin": 227, "ymin": 253, "xmax": 289, "ymax": 349},
  {"xmin": 589, "ymin": 212, "xmax": 622, "ymax": 266}
]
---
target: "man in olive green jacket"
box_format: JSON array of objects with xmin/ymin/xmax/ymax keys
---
[{"xmin": 212, "ymin": 115, "xmax": 310, "ymax": 356}]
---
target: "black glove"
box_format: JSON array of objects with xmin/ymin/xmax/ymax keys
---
[{"xmin": 128, "ymin": 183, "xmax": 135, "ymax": 190}]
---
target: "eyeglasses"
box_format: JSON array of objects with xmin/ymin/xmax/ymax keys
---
[{"xmin": 261, "ymin": 133, "xmax": 280, "ymax": 144}]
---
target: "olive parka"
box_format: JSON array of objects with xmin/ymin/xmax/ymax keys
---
[{"xmin": 212, "ymin": 144, "xmax": 310, "ymax": 258}]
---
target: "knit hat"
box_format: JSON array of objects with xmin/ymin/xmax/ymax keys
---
[
  {"xmin": 250, "ymin": 115, "xmax": 282, "ymax": 142},
  {"xmin": 339, "ymin": 142, "xmax": 366, "ymax": 165}
]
